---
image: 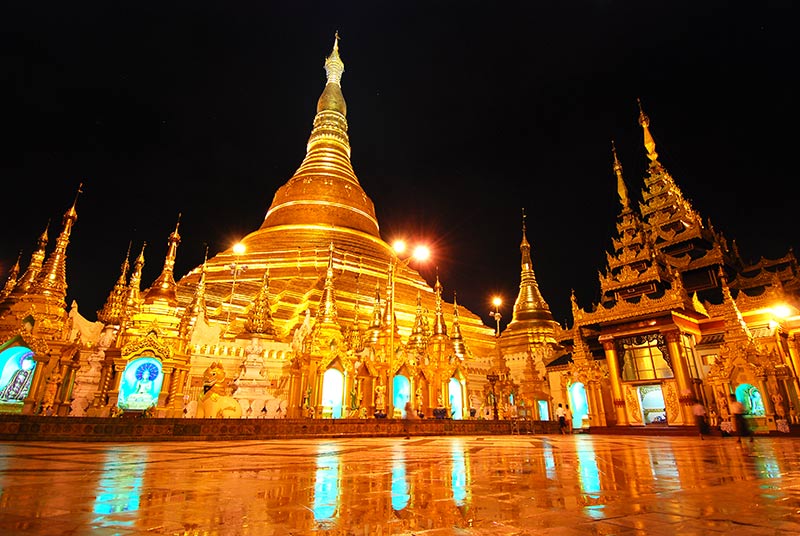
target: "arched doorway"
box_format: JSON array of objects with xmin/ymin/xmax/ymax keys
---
[
  {"xmin": 321, "ymin": 368, "xmax": 344, "ymax": 418},
  {"xmin": 448, "ymin": 377, "xmax": 464, "ymax": 420},
  {"xmin": 393, "ymin": 375, "xmax": 411, "ymax": 417},
  {"xmin": 569, "ymin": 382, "xmax": 589, "ymax": 430}
]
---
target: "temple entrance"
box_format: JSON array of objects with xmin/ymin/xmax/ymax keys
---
[
  {"xmin": 537, "ymin": 400, "xmax": 549, "ymax": 420},
  {"xmin": 569, "ymin": 382, "xmax": 589, "ymax": 430},
  {"xmin": 393, "ymin": 375, "xmax": 411, "ymax": 418},
  {"xmin": 119, "ymin": 357, "xmax": 164, "ymax": 410},
  {"xmin": 638, "ymin": 384, "xmax": 666, "ymax": 424},
  {"xmin": 321, "ymin": 368, "xmax": 344, "ymax": 418},
  {"xmin": 0, "ymin": 346, "xmax": 37, "ymax": 403},
  {"xmin": 448, "ymin": 377, "xmax": 463, "ymax": 420}
]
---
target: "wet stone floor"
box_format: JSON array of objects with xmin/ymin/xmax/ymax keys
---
[{"xmin": 0, "ymin": 434, "xmax": 799, "ymax": 535}]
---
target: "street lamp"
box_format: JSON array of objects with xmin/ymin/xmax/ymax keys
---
[
  {"xmin": 489, "ymin": 296, "xmax": 502, "ymax": 337},
  {"xmin": 486, "ymin": 372, "xmax": 499, "ymax": 420},
  {"xmin": 225, "ymin": 242, "xmax": 248, "ymax": 335}
]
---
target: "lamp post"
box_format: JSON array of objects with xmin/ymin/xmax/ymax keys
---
[
  {"xmin": 489, "ymin": 296, "xmax": 502, "ymax": 337},
  {"xmin": 486, "ymin": 372, "xmax": 499, "ymax": 420},
  {"xmin": 225, "ymin": 242, "xmax": 248, "ymax": 335}
]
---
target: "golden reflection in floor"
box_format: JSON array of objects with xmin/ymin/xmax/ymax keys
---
[{"xmin": 1, "ymin": 435, "xmax": 799, "ymax": 535}]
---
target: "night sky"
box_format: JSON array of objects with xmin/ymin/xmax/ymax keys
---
[{"xmin": 1, "ymin": 2, "xmax": 797, "ymax": 331}]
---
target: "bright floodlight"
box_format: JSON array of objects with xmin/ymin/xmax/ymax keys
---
[
  {"xmin": 773, "ymin": 304, "xmax": 791, "ymax": 318},
  {"xmin": 492, "ymin": 296, "xmax": 503, "ymax": 308},
  {"xmin": 233, "ymin": 242, "xmax": 246, "ymax": 255},
  {"xmin": 392, "ymin": 240, "xmax": 407, "ymax": 255},
  {"xmin": 412, "ymin": 245, "xmax": 430, "ymax": 261}
]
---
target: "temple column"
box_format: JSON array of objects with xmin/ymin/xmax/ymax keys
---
[
  {"xmin": 785, "ymin": 335, "xmax": 800, "ymax": 404},
  {"xmin": 662, "ymin": 330, "xmax": 695, "ymax": 423},
  {"xmin": 22, "ymin": 351, "xmax": 51, "ymax": 415},
  {"xmin": 587, "ymin": 380, "xmax": 607, "ymax": 426},
  {"xmin": 599, "ymin": 335, "xmax": 628, "ymax": 426}
]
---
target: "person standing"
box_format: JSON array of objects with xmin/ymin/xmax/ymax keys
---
[
  {"xmin": 565, "ymin": 404, "xmax": 574, "ymax": 434},
  {"xmin": 729, "ymin": 393, "xmax": 752, "ymax": 443},
  {"xmin": 556, "ymin": 403, "xmax": 567, "ymax": 434},
  {"xmin": 692, "ymin": 399, "xmax": 708, "ymax": 439}
]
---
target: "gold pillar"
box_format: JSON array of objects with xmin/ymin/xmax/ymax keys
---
[
  {"xmin": 785, "ymin": 335, "xmax": 800, "ymax": 402},
  {"xmin": 662, "ymin": 330, "xmax": 695, "ymax": 423},
  {"xmin": 22, "ymin": 352, "xmax": 51, "ymax": 415},
  {"xmin": 599, "ymin": 336, "xmax": 628, "ymax": 426}
]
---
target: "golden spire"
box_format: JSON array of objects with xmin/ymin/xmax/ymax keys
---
[
  {"xmin": 97, "ymin": 244, "xmax": 131, "ymax": 326},
  {"xmin": 315, "ymin": 242, "xmax": 339, "ymax": 324},
  {"xmin": 451, "ymin": 292, "xmax": 465, "ymax": 358},
  {"xmin": 719, "ymin": 268, "xmax": 752, "ymax": 342},
  {"xmin": 261, "ymin": 33, "xmax": 380, "ymax": 236},
  {"xmin": 637, "ymin": 98, "xmax": 661, "ymax": 168},
  {"xmin": 125, "ymin": 242, "xmax": 146, "ymax": 316},
  {"xmin": 382, "ymin": 260, "xmax": 396, "ymax": 333},
  {"xmin": 0, "ymin": 252, "xmax": 21, "ymax": 301},
  {"xmin": 179, "ymin": 248, "xmax": 211, "ymax": 339},
  {"xmin": 511, "ymin": 209, "xmax": 553, "ymax": 324},
  {"xmin": 612, "ymin": 140, "xmax": 629, "ymax": 210},
  {"xmin": 407, "ymin": 290, "xmax": 428, "ymax": 353},
  {"xmin": 29, "ymin": 184, "xmax": 82, "ymax": 306},
  {"xmin": 432, "ymin": 272, "xmax": 448, "ymax": 337},
  {"xmin": 143, "ymin": 215, "xmax": 181, "ymax": 306},
  {"xmin": 367, "ymin": 280, "xmax": 383, "ymax": 345},
  {"xmin": 9, "ymin": 224, "xmax": 48, "ymax": 298},
  {"xmin": 243, "ymin": 267, "xmax": 277, "ymax": 337},
  {"xmin": 346, "ymin": 272, "xmax": 364, "ymax": 351}
]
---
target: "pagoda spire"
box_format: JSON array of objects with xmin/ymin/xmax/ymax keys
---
[
  {"xmin": 450, "ymin": 292, "xmax": 465, "ymax": 359},
  {"xmin": 29, "ymin": 184, "xmax": 82, "ymax": 307},
  {"xmin": 408, "ymin": 290, "xmax": 427, "ymax": 352},
  {"xmin": 97, "ymin": 244, "xmax": 131, "ymax": 326},
  {"xmin": 144, "ymin": 215, "xmax": 181, "ymax": 306},
  {"xmin": 346, "ymin": 271, "xmax": 364, "ymax": 351},
  {"xmin": 261, "ymin": 33, "xmax": 380, "ymax": 236},
  {"xmin": 11, "ymin": 223, "xmax": 49, "ymax": 298},
  {"xmin": 125, "ymin": 242, "xmax": 146, "ymax": 316},
  {"xmin": 367, "ymin": 280, "xmax": 383, "ymax": 346},
  {"xmin": 242, "ymin": 267, "xmax": 277, "ymax": 337},
  {"xmin": 381, "ymin": 261, "xmax": 396, "ymax": 334},
  {"xmin": 179, "ymin": 248, "xmax": 212, "ymax": 340},
  {"xmin": 0, "ymin": 252, "xmax": 21, "ymax": 301},
  {"xmin": 432, "ymin": 272, "xmax": 448, "ymax": 337},
  {"xmin": 637, "ymin": 98, "xmax": 661, "ymax": 169},
  {"xmin": 612, "ymin": 140, "xmax": 630, "ymax": 210},
  {"xmin": 315, "ymin": 242, "xmax": 339, "ymax": 325},
  {"xmin": 511, "ymin": 209, "xmax": 553, "ymax": 324}
]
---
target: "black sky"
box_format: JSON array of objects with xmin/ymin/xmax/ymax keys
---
[{"xmin": 1, "ymin": 2, "xmax": 797, "ymax": 330}]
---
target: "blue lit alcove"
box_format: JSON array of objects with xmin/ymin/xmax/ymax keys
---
[
  {"xmin": 321, "ymin": 368, "xmax": 344, "ymax": 418},
  {"xmin": 118, "ymin": 357, "xmax": 163, "ymax": 410},
  {"xmin": 735, "ymin": 383, "xmax": 765, "ymax": 416},
  {"xmin": 569, "ymin": 382, "xmax": 589, "ymax": 429},
  {"xmin": 0, "ymin": 346, "xmax": 37, "ymax": 401},
  {"xmin": 393, "ymin": 375, "xmax": 410, "ymax": 412},
  {"xmin": 448, "ymin": 377, "xmax": 463, "ymax": 419}
]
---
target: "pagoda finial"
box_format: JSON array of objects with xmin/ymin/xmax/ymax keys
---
[
  {"xmin": 0, "ymin": 251, "xmax": 22, "ymax": 301},
  {"xmin": 451, "ymin": 292, "xmax": 465, "ymax": 358},
  {"xmin": 143, "ymin": 216, "xmax": 181, "ymax": 306},
  {"xmin": 97, "ymin": 244, "xmax": 132, "ymax": 326},
  {"xmin": 242, "ymin": 267, "xmax": 277, "ymax": 337},
  {"xmin": 612, "ymin": 140, "xmax": 629, "ymax": 209},
  {"xmin": 324, "ymin": 31, "xmax": 345, "ymax": 86},
  {"xmin": 511, "ymin": 212, "xmax": 553, "ymax": 324},
  {"xmin": 637, "ymin": 98, "xmax": 660, "ymax": 166},
  {"xmin": 432, "ymin": 273, "xmax": 447, "ymax": 337},
  {"xmin": 316, "ymin": 242, "xmax": 339, "ymax": 324},
  {"xmin": 126, "ymin": 242, "xmax": 146, "ymax": 315}
]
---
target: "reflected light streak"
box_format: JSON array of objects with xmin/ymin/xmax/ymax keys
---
[
  {"xmin": 391, "ymin": 457, "xmax": 410, "ymax": 511},
  {"xmin": 450, "ymin": 442, "xmax": 470, "ymax": 507},
  {"xmin": 313, "ymin": 452, "xmax": 340, "ymax": 520},
  {"xmin": 92, "ymin": 449, "xmax": 147, "ymax": 525},
  {"xmin": 576, "ymin": 444, "xmax": 600, "ymax": 495}
]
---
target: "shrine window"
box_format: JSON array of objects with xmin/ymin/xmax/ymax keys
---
[{"xmin": 621, "ymin": 336, "xmax": 674, "ymax": 381}]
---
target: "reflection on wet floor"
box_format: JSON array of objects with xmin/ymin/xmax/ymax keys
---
[{"xmin": 1, "ymin": 435, "xmax": 800, "ymax": 534}]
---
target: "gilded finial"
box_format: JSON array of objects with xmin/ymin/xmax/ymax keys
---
[
  {"xmin": 612, "ymin": 140, "xmax": 629, "ymax": 209},
  {"xmin": 637, "ymin": 98, "xmax": 659, "ymax": 165},
  {"xmin": 324, "ymin": 31, "xmax": 345, "ymax": 86}
]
